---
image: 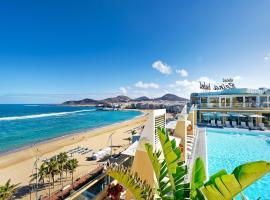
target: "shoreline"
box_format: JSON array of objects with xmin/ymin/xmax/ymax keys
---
[
  {"xmin": 0, "ymin": 110, "xmax": 145, "ymax": 157},
  {"xmin": 0, "ymin": 111, "xmax": 147, "ymax": 169}
]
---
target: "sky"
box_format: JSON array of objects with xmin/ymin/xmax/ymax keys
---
[{"xmin": 0, "ymin": 0, "xmax": 270, "ymax": 103}]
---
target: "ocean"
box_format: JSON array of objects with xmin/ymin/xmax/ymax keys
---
[{"xmin": 0, "ymin": 104, "xmax": 142, "ymax": 154}]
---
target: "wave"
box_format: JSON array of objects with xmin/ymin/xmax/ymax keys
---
[{"xmin": 0, "ymin": 109, "xmax": 96, "ymax": 121}]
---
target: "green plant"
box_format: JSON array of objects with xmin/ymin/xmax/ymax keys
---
[
  {"xmin": 108, "ymin": 128, "xmax": 190, "ymax": 200},
  {"xmin": 47, "ymin": 158, "xmax": 59, "ymax": 187},
  {"xmin": 195, "ymin": 160, "xmax": 270, "ymax": 200},
  {"xmin": 66, "ymin": 158, "xmax": 79, "ymax": 186},
  {"xmin": 30, "ymin": 162, "xmax": 49, "ymax": 184},
  {"xmin": 108, "ymin": 127, "xmax": 270, "ymax": 200},
  {"xmin": 107, "ymin": 164, "xmax": 154, "ymax": 200},
  {"xmin": 0, "ymin": 179, "xmax": 20, "ymax": 200},
  {"xmin": 190, "ymin": 157, "xmax": 206, "ymax": 200},
  {"xmin": 57, "ymin": 152, "xmax": 68, "ymax": 187},
  {"xmin": 145, "ymin": 128, "xmax": 190, "ymax": 199}
]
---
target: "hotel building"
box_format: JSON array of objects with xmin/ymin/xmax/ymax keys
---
[{"xmin": 190, "ymin": 88, "xmax": 270, "ymax": 126}]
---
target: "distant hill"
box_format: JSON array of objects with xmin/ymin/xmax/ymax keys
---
[
  {"xmin": 62, "ymin": 98, "xmax": 100, "ymax": 105},
  {"xmin": 102, "ymin": 95, "xmax": 131, "ymax": 103},
  {"xmin": 132, "ymin": 96, "xmax": 151, "ymax": 101},
  {"xmin": 62, "ymin": 93, "xmax": 188, "ymax": 105},
  {"xmin": 155, "ymin": 94, "xmax": 188, "ymax": 101}
]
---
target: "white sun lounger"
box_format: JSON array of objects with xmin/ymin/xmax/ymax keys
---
[
  {"xmin": 248, "ymin": 122, "xmax": 256, "ymax": 130},
  {"xmin": 217, "ymin": 120, "xmax": 223, "ymax": 128},
  {"xmin": 225, "ymin": 121, "xmax": 231, "ymax": 128},
  {"xmin": 259, "ymin": 123, "xmax": 267, "ymax": 131},
  {"xmin": 211, "ymin": 120, "xmax": 216, "ymax": 127},
  {"xmin": 232, "ymin": 121, "xmax": 238, "ymax": 128},
  {"xmin": 241, "ymin": 122, "xmax": 248, "ymax": 129}
]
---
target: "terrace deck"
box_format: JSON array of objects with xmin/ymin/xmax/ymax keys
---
[{"xmin": 187, "ymin": 128, "xmax": 208, "ymax": 181}]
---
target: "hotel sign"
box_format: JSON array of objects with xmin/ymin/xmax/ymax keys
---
[{"xmin": 200, "ymin": 78, "xmax": 236, "ymax": 91}]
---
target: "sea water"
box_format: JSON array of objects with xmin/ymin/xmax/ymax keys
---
[
  {"xmin": 0, "ymin": 104, "xmax": 142, "ymax": 153},
  {"xmin": 207, "ymin": 128, "xmax": 270, "ymax": 199}
]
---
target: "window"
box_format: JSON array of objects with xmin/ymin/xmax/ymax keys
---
[
  {"xmin": 260, "ymin": 96, "xmax": 267, "ymax": 108},
  {"xmin": 233, "ymin": 97, "xmax": 243, "ymax": 108}
]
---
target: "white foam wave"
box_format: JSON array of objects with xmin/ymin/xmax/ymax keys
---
[{"xmin": 0, "ymin": 109, "xmax": 95, "ymax": 121}]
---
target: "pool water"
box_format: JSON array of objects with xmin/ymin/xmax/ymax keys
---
[{"xmin": 207, "ymin": 128, "xmax": 270, "ymax": 199}]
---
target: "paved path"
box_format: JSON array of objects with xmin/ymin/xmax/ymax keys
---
[{"xmin": 187, "ymin": 128, "xmax": 208, "ymax": 181}]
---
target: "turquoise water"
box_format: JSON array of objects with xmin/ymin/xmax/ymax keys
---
[
  {"xmin": 0, "ymin": 104, "xmax": 142, "ymax": 153},
  {"xmin": 207, "ymin": 128, "xmax": 270, "ymax": 199}
]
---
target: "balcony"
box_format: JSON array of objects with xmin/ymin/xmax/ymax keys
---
[{"xmin": 197, "ymin": 102, "xmax": 270, "ymax": 110}]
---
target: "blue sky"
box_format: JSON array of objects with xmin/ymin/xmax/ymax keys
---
[{"xmin": 0, "ymin": 0, "xmax": 270, "ymax": 103}]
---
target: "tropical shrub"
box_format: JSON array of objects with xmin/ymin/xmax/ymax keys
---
[
  {"xmin": 108, "ymin": 128, "xmax": 270, "ymax": 200},
  {"xmin": 191, "ymin": 159, "xmax": 270, "ymax": 200},
  {"xmin": 0, "ymin": 179, "xmax": 19, "ymax": 200}
]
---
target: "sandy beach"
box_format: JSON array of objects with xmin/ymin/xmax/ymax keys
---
[{"xmin": 0, "ymin": 112, "xmax": 148, "ymax": 199}]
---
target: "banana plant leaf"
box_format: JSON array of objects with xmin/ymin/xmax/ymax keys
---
[
  {"xmin": 156, "ymin": 128, "xmax": 190, "ymax": 199},
  {"xmin": 145, "ymin": 143, "xmax": 173, "ymax": 199},
  {"xmin": 201, "ymin": 161, "xmax": 270, "ymax": 200},
  {"xmin": 191, "ymin": 157, "xmax": 206, "ymax": 200}
]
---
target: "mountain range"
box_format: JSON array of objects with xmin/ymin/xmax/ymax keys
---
[{"xmin": 62, "ymin": 94, "xmax": 188, "ymax": 105}]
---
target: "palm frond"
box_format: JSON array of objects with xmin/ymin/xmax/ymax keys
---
[
  {"xmin": 107, "ymin": 164, "xmax": 155, "ymax": 200},
  {"xmin": 201, "ymin": 161, "xmax": 270, "ymax": 199}
]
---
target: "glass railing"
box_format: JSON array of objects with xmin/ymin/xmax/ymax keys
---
[{"xmin": 197, "ymin": 103, "xmax": 270, "ymax": 109}]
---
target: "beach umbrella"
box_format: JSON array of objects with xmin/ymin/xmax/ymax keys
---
[
  {"xmin": 216, "ymin": 113, "xmax": 229, "ymax": 123},
  {"xmin": 202, "ymin": 112, "xmax": 215, "ymax": 123},
  {"xmin": 230, "ymin": 113, "xmax": 246, "ymax": 117},
  {"xmin": 249, "ymin": 114, "xmax": 265, "ymax": 126},
  {"xmin": 202, "ymin": 112, "xmax": 215, "ymax": 116},
  {"xmin": 249, "ymin": 114, "xmax": 265, "ymax": 118},
  {"xmin": 229, "ymin": 113, "xmax": 246, "ymax": 125},
  {"xmin": 217, "ymin": 113, "xmax": 229, "ymax": 117}
]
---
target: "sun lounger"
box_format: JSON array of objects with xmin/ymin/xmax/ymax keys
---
[
  {"xmin": 211, "ymin": 120, "xmax": 216, "ymax": 127},
  {"xmin": 232, "ymin": 121, "xmax": 238, "ymax": 128},
  {"xmin": 248, "ymin": 122, "xmax": 257, "ymax": 130},
  {"xmin": 217, "ymin": 120, "xmax": 223, "ymax": 128},
  {"xmin": 225, "ymin": 121, "xmax": 231, "ymax": 128},
  {"xmin": 241, "ymin": 122, "xmax": 248, "ymax": 129},
  {"xmin": 259, "ymin": 123, "xmax": 267, "ymax": 131}
]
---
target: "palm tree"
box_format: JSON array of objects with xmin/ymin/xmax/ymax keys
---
[
  {"xmin": 63, "ymin": 161, "xmax": 70, "ymax": 179},
  {"xmin": 30, "ymin": 162, "xmax": 48, "ymax": 185},
  {"xmin": 108, "ymin": 128, "xmax": 270, "ymax": 200},
  {"xmin": 66, "ymin": 158, "xmax": 79, "ymax": 187},
  {"xmin": 0, "ymin": 179, "xmax": 20, "ymax": 200},
  {"xmin": 57, "ymin": 152, "xmax": 68, "ymax": 187},
  {"xmin": 47, "ymin": 158, "xmax": 59, "ymax": 188}
]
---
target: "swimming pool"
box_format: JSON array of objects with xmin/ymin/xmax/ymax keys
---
[{"xmin": 206, "ymin": 128, "xmax": 270, "ymax": 199}]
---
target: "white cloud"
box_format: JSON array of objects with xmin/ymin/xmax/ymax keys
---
[
  {"xmin": 197, "ymin": 76, "xmax": 216, "ymax": 84},
  {"xmin": 168, "ymin": 77, "xmax": 217, "ymax": 98},
  {"xmin": 134, "ymin": 81, "xmax": 160, "ymax": 89},
  {"xmin": 176, "ymin": 69, "xmax": 188, "ymax": 77},
  {"xmin": 152, "ymin": 60, "xmax": 172, "ymax": 74},
  {"xmin": 233, "ymin": 76, "xmax": 241, "ymax": 81},
  {"xmin": 119, "ymin": 87, "xmax": 127, "ymax": 95},
  {"xmin": 264, "ymin": 53, "xmax": 270, "ymax": 61}
]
